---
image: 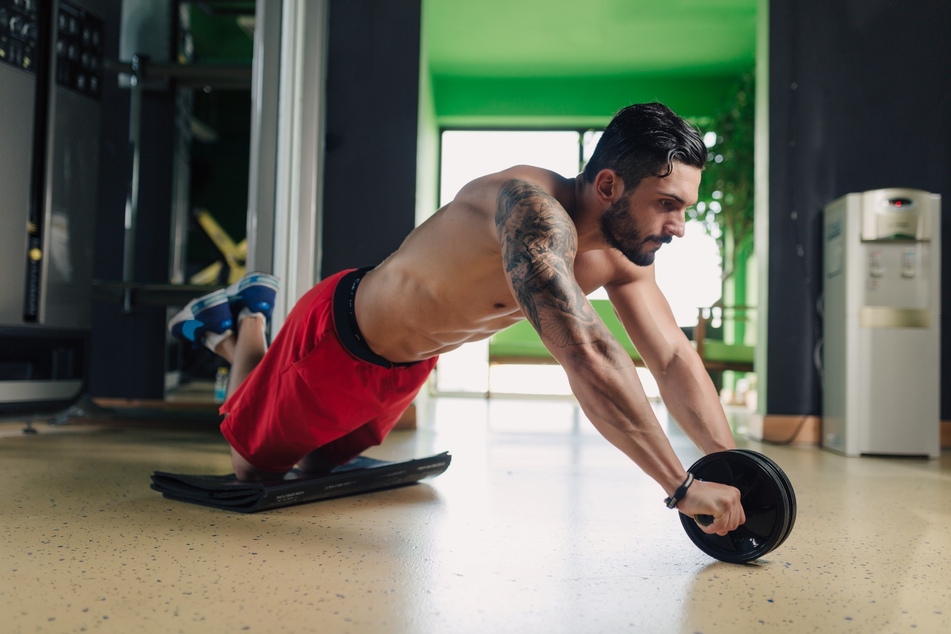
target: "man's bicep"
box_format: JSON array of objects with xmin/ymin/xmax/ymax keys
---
[
  {"xmin": 494, "ymin": 179, "xmax": 605, "ymax": 351},
  {"xmin": 495, "ymin": 179, "xmax": 579, "ymax": 325}
]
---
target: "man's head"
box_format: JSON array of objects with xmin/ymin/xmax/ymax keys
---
[
  {"xmin": 583, "ymin": 102, "xmax": 707, "ymax": 191},
  {"xmin": 585, "ymin": 103, "xmax": 706, "ymax": 266},
  {"xmin": 596, "ymin": 161, "xmax": 700, "ymax": 266}
]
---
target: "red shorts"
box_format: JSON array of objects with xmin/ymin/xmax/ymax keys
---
[{"xmin": 220, "ymin": 268, "xmax": 437, "ymax": 472}]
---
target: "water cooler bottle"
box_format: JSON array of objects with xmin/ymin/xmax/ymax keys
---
[{"xmin": 822, "ymin": 188, "xmax": 941, "ymax": 458}]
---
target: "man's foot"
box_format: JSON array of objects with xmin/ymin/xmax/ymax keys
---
[
  {"xmin": 168, "ymin": 289, "xmax": 234, "ymax": 353},
  {"xmin": 227, "ymin": 272, "xmax": 280, "ymax": 323}
]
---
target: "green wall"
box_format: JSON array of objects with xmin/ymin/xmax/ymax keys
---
[{"xmin": 431, "ymin": 74, "xmax": 738, "ymax": 128}]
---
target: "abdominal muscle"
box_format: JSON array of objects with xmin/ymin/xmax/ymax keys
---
[{"xmin": 353, "ymin": 248, "xmax": 524, "ymax": 363}]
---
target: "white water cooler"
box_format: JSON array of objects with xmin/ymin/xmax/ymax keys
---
[{"xmin": 822, "ymin": 189, "xmax": 941, "ymax": 458}]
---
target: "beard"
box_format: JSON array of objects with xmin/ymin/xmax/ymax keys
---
[{"xmin": 599, "ymin": 196, "xmax": 671, "ymax": 266}]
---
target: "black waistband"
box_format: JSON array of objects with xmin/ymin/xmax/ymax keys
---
[{"xmin": 332, "ymin": 267, "xmax": 417, "ymax": 369}]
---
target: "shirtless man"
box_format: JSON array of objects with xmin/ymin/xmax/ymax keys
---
[{"xmin": 168, "ymin": 102, "xmax": 745, "ymax": 536}]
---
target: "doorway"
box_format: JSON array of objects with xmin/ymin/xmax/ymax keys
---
[{"xmin": 434, "ymin": 129, "xmax": 722, "ymax": 396}]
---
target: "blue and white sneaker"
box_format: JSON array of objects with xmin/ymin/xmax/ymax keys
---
[
  {"xmin": 226, "ymin": 272, "xmax": 280, "ymax": 323},
  {"xmin": 168, "ymin": 288, "xmax": 234, "ymax": 353}
]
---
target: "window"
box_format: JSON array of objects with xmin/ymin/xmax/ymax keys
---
[
  {"xmin": 439, "ymin": 129, "xmax": 722, "ymax": 321},
  {"xmin": 439, "ymin": 130, "xmax": 583, "ymax": 205}
]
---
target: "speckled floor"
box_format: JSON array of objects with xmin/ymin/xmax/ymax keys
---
[{"xmin": 1, "ymin": 396, "xmax": 948, "ymax": 633}]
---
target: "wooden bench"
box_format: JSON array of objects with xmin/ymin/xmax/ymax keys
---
[{"xmin": 694, "ymin": 305, "xmax": 755, "ymax": 373}]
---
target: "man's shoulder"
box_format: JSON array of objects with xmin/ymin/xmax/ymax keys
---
[
  {"xmin": 473, "ymin": 165, "xmax": 572, "ymax": 194},
  {"xmin": 457, "ymin": 167, "xmax": 575, "ymax": 225}
]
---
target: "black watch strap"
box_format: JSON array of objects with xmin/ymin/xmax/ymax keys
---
[{"xmin": 664, "ymin": 472, "xmax": 695, "ymax": 509}]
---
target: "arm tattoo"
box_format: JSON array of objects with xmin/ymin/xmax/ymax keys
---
[{"xmin": 496, "ymin": 179, "xmax": 611, "ymax": 353}]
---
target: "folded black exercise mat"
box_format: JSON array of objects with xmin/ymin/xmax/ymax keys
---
[{"xmin": 150, "ymin": 452, "xmax": 451, "ymax": 513}]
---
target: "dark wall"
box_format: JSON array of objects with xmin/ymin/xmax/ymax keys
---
[
  {"xmin": 89, "ymin": 0, "xmax": 424, "ymax": 398},
  {"xmin": 321, "ymin": 0, "xmax": 422, "ymax": 275},
  {"xmin": 767, "ymin": 0, "xmax": 951, "ymax": 417},
  {"xmin": 88, "ymin": 3, "xmax": 176, "ymax": 399}
]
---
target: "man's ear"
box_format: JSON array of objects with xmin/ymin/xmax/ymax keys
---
[{"xmin": 593, "ymin": 169, "xmax": 624, "ymax": 204}]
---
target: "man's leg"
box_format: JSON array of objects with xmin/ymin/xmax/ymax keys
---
[
  {"xmin": 168, "ymin": 273, "xmax": 281, "ymax": 481},
  {"xmin": 216, "ymin": 314, "xmax": 266, "ymax": 399},
  {"xmin": 222, "ymin": 316, "xmax": 287, "ymax": 481},
  {"xmin": 229, "ymin": 443, "xmax": 281, "ymax": 481},
  {"xmin": 220, "ymin": 273, "xmax": 281, "ymax": 480}
]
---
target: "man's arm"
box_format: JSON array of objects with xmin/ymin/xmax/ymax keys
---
[
  {"xmin": 606, "ymin": 278, "xmax": 737, "ymax": 455},
  {"xmin": 495, "ymin": 179, "xmax": 743, "ymax": 534}
]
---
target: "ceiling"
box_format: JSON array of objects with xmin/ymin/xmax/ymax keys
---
[
  {"xmin": 188, "ymin": 0, "xmax": 758, "ymax": 79},
  {"xmin": 425, "ymin": 0, "xmax": 758, "ymax": 79},
  {"xmin": 185, "ymin": 0, "xmax": 760, "ymax": 125}
]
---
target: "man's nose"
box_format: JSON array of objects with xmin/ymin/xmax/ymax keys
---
[{"xmin": 664, "ymin": 212, "xmax": 686, "ymax": 239}]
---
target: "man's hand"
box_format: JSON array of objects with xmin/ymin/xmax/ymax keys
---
[{"xmin": 676, "ymin": 480, "xmax": 745, "ymax": 536}]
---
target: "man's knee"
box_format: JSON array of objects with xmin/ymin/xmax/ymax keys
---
[
  {"xmin": 297, "ymin": 448, "xmax": 337, "ymax": 476},
  {"xmin": 230, "ymin": 446, "xmax": 284, "ymax": 482}
]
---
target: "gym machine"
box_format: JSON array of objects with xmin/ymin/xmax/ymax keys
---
[
  {"xmin": 84, "ymin": 1, "xmax": 254, "ymax": 407},
  {"xmin": 0, "ymin": 0, "xmax": 105, "ymax": 414}
]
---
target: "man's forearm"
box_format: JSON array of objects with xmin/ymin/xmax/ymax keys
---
[
  {"xmin": 655, "ymin": 346, "xmax": 736, "ymax": 454},
  {"xmin": 562, "ymin": 348, "xmax": 690, "ymax": 496}
]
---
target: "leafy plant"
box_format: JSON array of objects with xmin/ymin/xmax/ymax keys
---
[{"xmin": 691, "ymin": 70, "xmax": 756, "ymax": 287}]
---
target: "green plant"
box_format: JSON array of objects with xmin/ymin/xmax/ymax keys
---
[{"xmin": 691, "ymin": 71, "xmax": 756, "ymax": 287}]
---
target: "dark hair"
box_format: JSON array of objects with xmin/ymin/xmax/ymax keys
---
[{"xmin": 583, "ymin": 102, "xmax": 707, "ymax": 190}]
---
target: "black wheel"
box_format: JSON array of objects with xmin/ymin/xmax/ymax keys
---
[
  {"xmin": 733, "ymin": 449, "xmax": 797, "ymax": 549},
  {"xmin": 679, "ymin": 450, "xmax": 795, "ymax": 564}
]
